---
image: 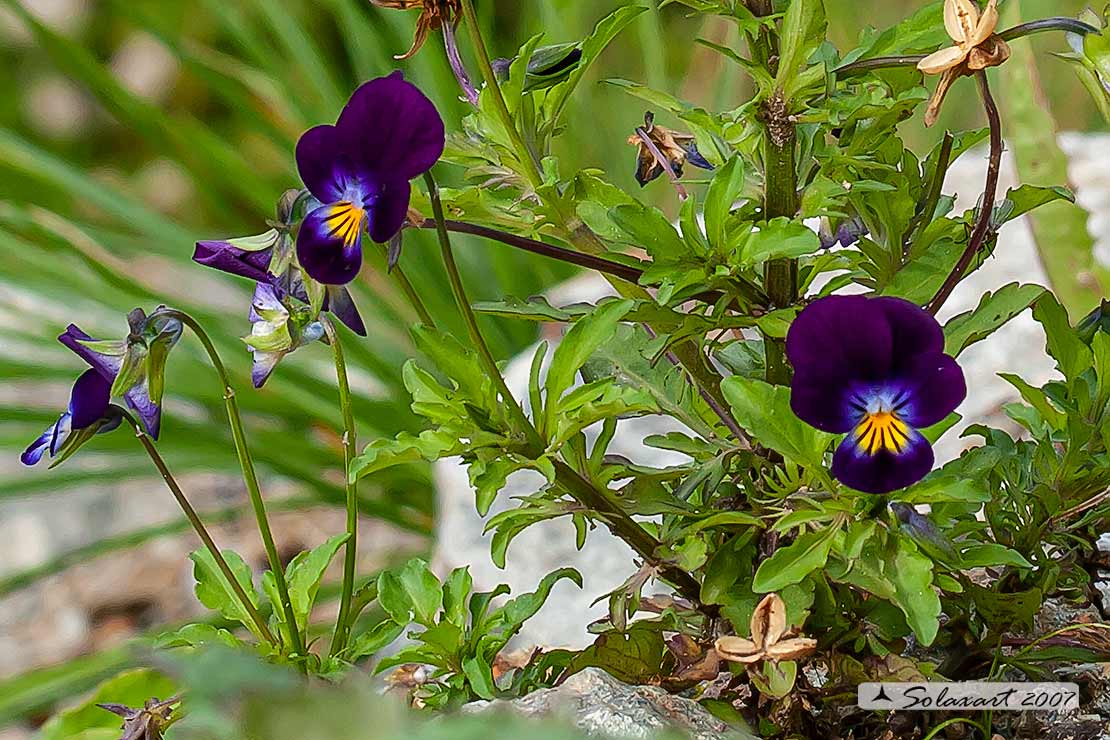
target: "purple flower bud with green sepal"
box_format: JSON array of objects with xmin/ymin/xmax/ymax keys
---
[
  {"xmin": 244, "ymin": 283, "xmax": 325, "ymax": 388},
  {"xmin": 22, "ymin": 369, "xmax": 121, "ymax": 466}
]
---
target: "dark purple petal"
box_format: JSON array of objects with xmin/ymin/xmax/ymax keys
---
[
  {"xmin": 59, "ymin": 325, "xmax": 123, "ymax": 383},
  {"xmin": 789, "ymin": 370, "xmax": 857, "ymax": 434},
  {"xmin": 366, "ymin": 178, "xmax": 411, "ymax": 243},
  {"xmin": 295, "ymin": 125, "xmax": 347, "ymax": 203},
  {"xmin": 872, "ymin": 297, "xmax": 944, "ymax": 369},
  {"xmin": 192, "ymin": 241, "xmax": 272, "ymax": 284},
  {"xmin": 326, "ymin": 286, "xmax": 367, "ymax": 336},
  {"xmin": 334, "ymin": 72, "xmax": 446, "ymax": 180},
  {"xmin": 21, "ymin": 416, "xmax": 62, "ymax": 466},
  {"xmin": 832, "ymin": 424, "xmax": 934, "ymax": 494},
  {"xmin": 69, "ymin": 369, "xmax": 112, "ymax": 429},
  {"xmin": 786, "ymin": 295, "xmax": 893, "ymax": 384},
  {"xmin": 296, "ymin": 203, "xmax": 365, "ymax": 285},
  {"xmin": 894, "ymin": 352, "xmax": 966, "ymax": 429}
]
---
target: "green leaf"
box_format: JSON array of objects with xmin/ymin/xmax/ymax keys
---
[
  {"xmin": 495, "ymin": 567, "xmax": 583, "ymax": 634},
  {"xmin": 544, "ymin": 299, "xmax": 634, "ymax": 433},
  {"xmin": 721, "ymin": 376, "xmax": 834, "ymax": 471},
  {"xmin": 285, "ymin": 533, "xmax": 349, "ymax": 631},
  {"xmin": 775, "ymin": 0, "xmax": 827, "ymax": 92},
  {"xmin": 568, "ymin": 623, "xmax": 666, "ymax": 685},
  {"xmin": 190, "ymin": 548, "xmax": 263, "ymax": 639},
  {"xmin": 705, "ymin": 157, "xmax": 745, "ymax": 251},
  {"xmin": 966, "ymin": 583, "xmax": 1041, "ymax": 631},
  {"xmin": 888, "ymin": 537, "xmax": 941, "ymax": 646},
  {"xmin": 959, "ymin": 544, "xmax": 1033, "ymax": 569},
  {"xmin": 753, "ymin": 528, "xmax": 835, "ymax": 593},
  {"xmin": 739, "ymin": 218, "xmax": 822, "ymax": 266},
  {"xmin": 998, "ymin": 374, "xmax": 1067, "ymax": 431},
  {"xmin": 397, "ymin": 558, "xmax": 443, "ymax": 627},
  {"xmin": 462, "ymin": 656, "xmax": 498, "ymax": 700},
  {"xmin": 1033, "ymin": 294, "xmax": 1093, "ymax": 384},
  {"xmin": 443, "ymin": 567, "xmax": 474, "ymax": 628},
  {"xmin": 609, "ymin": 204, "xmax": 688, "ymax": 260},
  {"xmin": 943, "ymin": 283, "xmax": 1047, "ymax": 356},
  {"xmin": 894, "ymin": 475, "xmax": 990, "ymax": 504},
  {"xmin": 347, "ymin": 620, "xmax": 405, "ymax": 663},
  {"xmin": 376, "ymin": 570, "xmax": 412, "ymax": 625}
]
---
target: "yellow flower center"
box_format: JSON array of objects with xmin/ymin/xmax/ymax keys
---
[
  {"xmin": 853, "ymin": 411, "xmax": 912, "ymax": 456},
  {"xmin": 325, "ymin": 202, "xmax": 366, "ymax": 247}
]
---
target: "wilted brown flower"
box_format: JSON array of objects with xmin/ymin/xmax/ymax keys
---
[
  {"xmin": 97, "ymin": 697, "xmax": 179, "ymax": 740},
  {"xmin": 917, "ymin": 0, "xmax": 1011, "ymax": 127},
  {"xmin": 627, "ymin": 111, "xmax": 714, "ymax": 193},
  {"xmin": 370, "ymin": 0, "xmax": 461, "ymax": 60},
  {"xmin": 715, "ymin": 593, "xmax": 817, "ymax": 665}
]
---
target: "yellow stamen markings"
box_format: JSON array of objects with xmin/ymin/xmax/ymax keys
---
[
  {"xmin": 853, "ymin": 411, "xmax": 912, "ymax": 456},
  {"xmin": 325, "ymin": 201, "xmax": 366, "ymax": 247}
]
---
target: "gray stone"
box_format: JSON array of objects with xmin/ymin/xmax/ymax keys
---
[{"xmin": 464, "ymin": 667, "xmax": 755, "ymax": 740}]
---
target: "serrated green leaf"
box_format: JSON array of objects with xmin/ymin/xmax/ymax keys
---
[{"xmin": 753, "ymin": 528, "xmax": 835, "ymax": 593}]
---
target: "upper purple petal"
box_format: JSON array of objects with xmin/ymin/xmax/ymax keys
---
[
  {"xmin": 296, "ymin": 203, "xmax": 364, "ymax": 285},
  {"xmin": 69, "ymin": 368, "xmax": 112, "ymax": 429},
  {"xmin": 832, "ymin": 425, "xmax": 934, "ymax": 494},
  {"xmin": 872, "ymin": 297, "xmax": 944, "ymax": 372},
  {"xmin": 334, "ymin": 72, "xmax": 445, "ymax": 180},
  {"xmin": 894, "ymin": 352, "xmax": 967, "ymax": 429},
  {"xmin": 786, "ymin": 295, "xmax": 893, "ymax": 385},
  {"xmin": 193, "ymin": 241, "xmax": 272, "ymax": 284},
  {"xmin": 59, "ymin": 325, "xmax": 122, "ymax": 382},
  {"xmin": 789, "ymin": 370, "xmax": 857, "ymax": 434},
  {"xmin": 295, "ymin": 125, "xmax": 349, "ymax": 203},
  {"xmin": 366, "ymin": 178, "xmax": 411, "ymax": 244}
]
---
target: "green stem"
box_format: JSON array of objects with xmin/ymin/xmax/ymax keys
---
[
  {"xmin": 762, "ymin": 98, "xmax": 799, "ymax": 386},
  {"xmin": 121, "ymin": 409, "xmax": 275, "ymax": 644},
  {"xmin": 422, "ymin": 170, "xmax": 708, "ymax": 606},
  {"xmin": 166, "ymin": 310, "xmax": 305, "ymax": 659},
  {"xmin": 458, "ymin": 0, "xmax": 543, "ymax": 187},
  {"xmin": 323, "ymin": 318, "xmax": 360, "ymax": 657},
  {"xmin": 391, "ymin": 264, "xmax": 437, "ymax": 327}
]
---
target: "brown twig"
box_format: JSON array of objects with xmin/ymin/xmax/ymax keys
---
[{"xmin": 926, "ymin": 72, "xmax": 1003, "ymax": 315}]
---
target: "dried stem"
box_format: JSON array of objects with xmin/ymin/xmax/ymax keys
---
[
  {"xmin": 926, "ymin": 73, "xmax": 1003, "ymax": 315},
  {"xmin": 633, "ymin": 126, "xmax": 689, "ymax": 200}
]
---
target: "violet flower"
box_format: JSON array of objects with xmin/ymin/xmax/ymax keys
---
[
  {"xmin": 59, "ymin": 309, "xmax": 182, "ymax": 439},
  {"xmin": 244, "ymin": 283, "xmax": 325, "ymax": 388},
  {"xmin": 22, "ymin": 369, "xmax": 121, "ymax": 466},
  {"xmin": 295, "ymin": 72, "xmax": 445, "ymax": 285},
  {"xmin": 786, "ymin": 295, "xmax": 966, "ymax": 494},
  {"xmin": 192, "ymin": 239, "xmax": 366, "ymax": 336}
]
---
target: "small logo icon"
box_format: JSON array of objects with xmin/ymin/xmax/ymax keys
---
[{"xmin": 871, "ymin": 685, "xmax": 893, "ymax": 703}]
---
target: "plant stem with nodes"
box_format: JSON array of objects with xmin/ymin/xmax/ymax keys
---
[
  {"xmin": 455, "ymin": 0, "xmax": 741, "ymax": 442},
  {"xmin": 161, "ymin": 309, "xmax": 306, "ymax": 660},
  {"xmin": 121, "ymin": 408, "xmax": 275, "ymax": 644},
  {"xmin": 324, "ymin": 317, "xmax": 360, "ymax": 657},
  {"xmin": 422, "ymin": 170, "xmax": 709, "ymax": 607},
  {"xmin": 926, "ymin": 72, "xmax": 1003, "ymax": 315}
]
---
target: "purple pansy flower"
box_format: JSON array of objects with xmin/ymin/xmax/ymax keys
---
[
  {"xmin": 295, "ymin": 72, "xmax": 445, "ymax": 285},
  {"xmin": 243, "ymin": 282, "xmax": 325, "ymax": 388},
  {"xmin": 193, "ymin": 240, "xmax": 367, "ymax": 336},
  {"xmin": 59, "ymin": 309, "xmax": 182, "ymax": 439},
  {"xmin": 786, "ymin": 295, "xmax": 966, "ymax": 494},
  {"xmin": 22, "ymin": 369, "xmax": 120, "ymax": 466}
]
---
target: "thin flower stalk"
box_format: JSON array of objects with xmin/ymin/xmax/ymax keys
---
[
  {"xmin": 161, "ymin": 309, "xmax": 305, "ymax": 659},
  {"xmin": 121, "ymin": 409, "xmax": 275, "ymax": 644},
  {"xmin": 325, "ymin": 317, "xmax": 361, "ymax": 657}
]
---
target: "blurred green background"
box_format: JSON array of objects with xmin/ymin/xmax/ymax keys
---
[{"xmin": 0, "ymin": 0, "xmax": 1101, "ymax": 724}]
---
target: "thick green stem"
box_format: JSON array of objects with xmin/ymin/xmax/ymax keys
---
[
  {"xmin": 167, "ymin": 310, "xmax": 305, "ymax": 659},
  {"xmin": 762, "ymin": 100, "xmax": 799, "ymax": 386},
  {"xmin": 422, "ymin": 171, "xmax": 708, "ymax": 606},
  {"xmin": 122, "ymin": 410, "xmax": 275, "ymax": 644},
  {"xmin": 324, "ymin": 318, "xmax": 360, "ymax": 657}
]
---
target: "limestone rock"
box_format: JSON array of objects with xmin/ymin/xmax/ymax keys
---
[{"xmin": 464, "ymin": 667, "xmax": 755, "ymax": 740}]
